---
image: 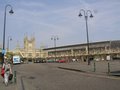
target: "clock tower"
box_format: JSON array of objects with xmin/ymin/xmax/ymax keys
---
[{"xmin": 24, "ymin": 36, "xmax": 35, "ymax": 51}]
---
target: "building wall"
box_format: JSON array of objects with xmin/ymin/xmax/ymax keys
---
[
  {"xmin": 14, "ymin": 39, "xmax": 120, "ymax": 62},
  {"xmin": 44, "ymin": 41, "xmax": 120, "ymax": 61},
  {"xmin": 14, "ymin": 36, "xmax": 46, "ymax": 62}
]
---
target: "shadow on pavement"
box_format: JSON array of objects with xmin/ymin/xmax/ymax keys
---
[
  {"xmin": 110, "ymin": 71, "xmax": 120, "ymax": 77},
  {"xmin": 58, "ymin": 67, "xmax": 86, "ymax": 73}
]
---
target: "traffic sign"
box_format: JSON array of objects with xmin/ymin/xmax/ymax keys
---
[{"xmin": 2, "ymin": 49, "xmax": 6, "ymax": 54}]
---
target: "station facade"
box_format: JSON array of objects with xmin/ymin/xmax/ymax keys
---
[
  {"xmin": 6, "ymin": 37, "xmax": 120, "ymax": 62},
  {"xmin": 44, "ymin": 40, "xmax": 120, "ymax": 62}
]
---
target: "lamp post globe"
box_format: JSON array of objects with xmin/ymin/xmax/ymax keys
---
[{"xmin": 51, "ymin": 36, "xmax": 59, "ymax": 61}]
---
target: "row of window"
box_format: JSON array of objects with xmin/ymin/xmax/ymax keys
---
[{"xmin": 48, "ymin": 48, "xmax": 120, "ymax": 57}]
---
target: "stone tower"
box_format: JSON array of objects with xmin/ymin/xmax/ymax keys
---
[{"xmin": 24, "ymin": 36, "xmax": 35, "ymax": 51}]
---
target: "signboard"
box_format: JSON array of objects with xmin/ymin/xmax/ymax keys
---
[
  {"xmin": 2, "ymin": 49, "xmax": 6, "ymax": 55},
  {"xmin": 13, "ymin": 56, "xmax": 21, "ymax": 64}
]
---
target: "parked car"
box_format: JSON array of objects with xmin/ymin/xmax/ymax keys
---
[
  {"xmin": 42, "ymin": 60, "xmax": 46, "ymax": 63},
  {"xmin": 57, "ymin": 59, "xmax": 66, "ymax": 63},
  {"xmin": 34, "ymin": 60, "xmax": 43, "ymax": 63},
  {"xmin": 47, "ymin": 59, "xmax": 55, "ymax": 63}
]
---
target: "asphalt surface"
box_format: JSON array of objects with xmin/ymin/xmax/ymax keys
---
[{"xmin": 15, "ymin": 63, "xmax": 120, "ymax": 90}]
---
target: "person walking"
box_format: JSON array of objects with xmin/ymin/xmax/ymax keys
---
[{"xmin": 2, "ymin": 57, "xmax": 12, "ymax": 86}]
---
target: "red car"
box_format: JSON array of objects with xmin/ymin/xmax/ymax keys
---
[{"xmin": 58, "ymin": 59, "xmax": 66, "ymax": 63}]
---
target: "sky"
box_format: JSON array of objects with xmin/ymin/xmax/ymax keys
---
[{"xmin": 0, "ymin": 0, "xmax": 120, "ymax": 50}]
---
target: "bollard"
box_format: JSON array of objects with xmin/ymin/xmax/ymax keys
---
[
  {"xmin": 108, "ymin": 62, "xmax": 110, "ymax": 74},
  {"xmin": 14, "ymin": 71, "xmax": 17, "ymax": 84},
  {"xmin": 94, "ymin": 61, "xmax": 96, "ymax": 72}
]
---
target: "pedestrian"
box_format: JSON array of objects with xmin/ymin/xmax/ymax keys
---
[{"xmin": 2, "ymin": 57, "xmax": 12, "ymax": 86}]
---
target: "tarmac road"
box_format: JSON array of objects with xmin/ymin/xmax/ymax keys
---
[{"xmin": 15, "ymin": 63, "xmax": 120, "ymax": 90}]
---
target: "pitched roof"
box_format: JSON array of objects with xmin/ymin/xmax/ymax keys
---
[{"xmin": 43, "ymin": 40, "xmax": 120, "ymax": 50}]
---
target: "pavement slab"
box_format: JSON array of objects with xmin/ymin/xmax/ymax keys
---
[{"xmin": 0, "ymin": 76, "xmax": 17, "ymax": 90}]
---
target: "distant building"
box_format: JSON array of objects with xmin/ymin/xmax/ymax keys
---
[
  {"xmin": 14, "ymin": 36, "xmax": 46, "ymax": 62},
  {"xmin": 13, "ymin": 37, "xmax": 120, "ymax": 63},
  {"xmin": 44, "ymin": 40, "xmax": 120, "ymax": 62}
]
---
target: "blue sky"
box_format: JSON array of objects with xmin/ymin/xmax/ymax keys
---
[{"xmin": 0, "ymin": 0, "xmax": 120, "ymax": 50}]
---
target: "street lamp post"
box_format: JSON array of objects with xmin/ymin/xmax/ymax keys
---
[
  {"xmin": 7, "ymin": 36, "xmax": 12, "ymax": 52},
  {"xmin": 2, "ymin": 4, "xmax": 14, "ymax": 64},
  {"xmin": 51, "ymin": 36, "xmax": 59, "ymax": 61},
  {"xmin": 78, "ymin": 9, "xmax": 93, "ymax": 65}
]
